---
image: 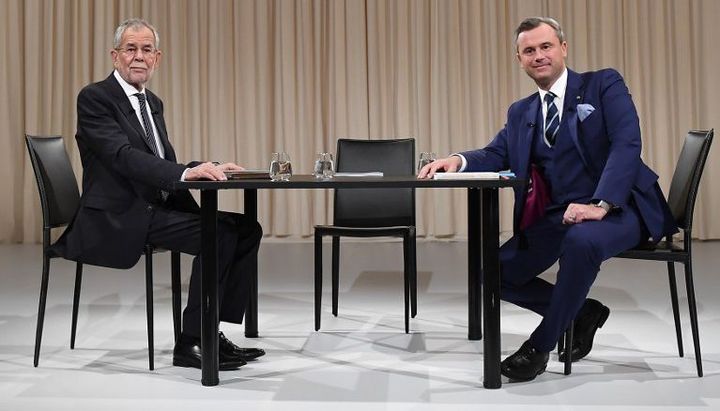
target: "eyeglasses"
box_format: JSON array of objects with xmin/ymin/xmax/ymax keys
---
[{"xmin": 115, "ymin": 46, "xmax": 158, "ymax": 57}]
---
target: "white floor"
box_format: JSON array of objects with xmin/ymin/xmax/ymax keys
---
[{"xmin": 1, "ymin": 240, "xmax": 720, "ymax": 410}]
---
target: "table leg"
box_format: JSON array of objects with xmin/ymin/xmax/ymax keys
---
[
  {"xmin": 244, "ymin": 189, "xmax": 259, "ymax": 338},
  {"xmin": 481, "ymin": 187, "xmax": 501, "ymax": 389},
  {"xmin": 467, "ymin": 188, "xmax": 482, "ymax": 341},
  {"xmin": 200, "ymin": 189, "xmax": 219, "ymax": 386}
]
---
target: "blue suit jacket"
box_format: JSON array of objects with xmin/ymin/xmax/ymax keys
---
[{"xmin": 461, "ymin": 68, "xmax": 677, "ymax": 242}]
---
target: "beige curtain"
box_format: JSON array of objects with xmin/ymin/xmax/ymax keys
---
[{"xmin": 2, "ymin": 0, "xmax": 719, "ymax": 243}]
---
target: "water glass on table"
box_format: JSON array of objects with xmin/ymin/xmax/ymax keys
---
[
  {"xmin": 417, "ymin": 152, "xmax": 437, "ymax": 173},
  {"xmin": 269, "ymin": 152, "xmax": 292, "ymax": 181},
  {"xmin": 313, "ymin": 152, "xmax": 335, "ymax": 179}
]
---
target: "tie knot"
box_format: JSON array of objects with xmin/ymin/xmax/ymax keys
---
[
  {"xmin": 135, "ymin": 93, "xmax": 146, "ymax": 103},
  {"xmin": 544, "ymin": 92, "xmax": 556, "ymax": 105}
]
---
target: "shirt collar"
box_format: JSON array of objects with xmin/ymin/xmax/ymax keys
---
[
  {"xmin": 538, "ymin": 68, "xmax": 568, "ymax": 103},
  {"xmin": 113, "ymin": 70, "xmax": 146, "ymax": 98}
]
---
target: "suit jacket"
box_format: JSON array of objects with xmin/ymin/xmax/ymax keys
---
[
  {"xmin": 461, "ymin": 68, "xmax": 677, "ymax": 242},
  {"xmin": 55, "ymin": 73, "xmax": 200, "ymax": 269}
]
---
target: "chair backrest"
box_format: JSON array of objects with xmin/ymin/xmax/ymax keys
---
[
  {"xmin": 666, "ymin": 129, "xmax": 714, "ymax": 232},
  {"xmin": 25, "ymin": 135, "xmax": 81, "ymax": 229},
  {"xmin": 334, "ymin": 138, "xmax": 415, "ymax": 227}
]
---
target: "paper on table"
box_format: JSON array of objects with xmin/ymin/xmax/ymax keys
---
[
  {"xmin": 433, "ymin": 172, "xmax": 500, "ymax": 180},
  {"xmin": 224, "ymin": 169, "xmax": 271, "ymax": 179},
  {"xmin": 334, "ymin": 172, "xmax": 384, "ymax": 177}
]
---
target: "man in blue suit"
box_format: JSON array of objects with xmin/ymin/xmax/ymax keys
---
[{"xmin": 419, "ymin": 17, "xmax": 677, "ymax": 381}]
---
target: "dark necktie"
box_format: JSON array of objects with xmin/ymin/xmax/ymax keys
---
[
  {"xmin": 135, "ymin": 93, "xmax": 168, "ymax": 202},
  {"xmin": 544, "ymin": 92, "xmax": 560, "ymax": 146},
  {"xmin": 134, "ymin": 93, "xmax": 160, "ymax": 156}
]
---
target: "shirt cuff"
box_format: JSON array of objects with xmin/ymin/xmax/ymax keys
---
[
  {"xmin": 180, "ymin": 168, "xmax": 189, "ymax": 181},
  {"xmin": 451, "ymin": 153, "xmax": 468, "ymax": 172}
]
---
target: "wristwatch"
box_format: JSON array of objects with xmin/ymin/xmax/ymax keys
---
[{"xmin": 592, "ymin": 200, "xmax": 613, "ymax": 213}]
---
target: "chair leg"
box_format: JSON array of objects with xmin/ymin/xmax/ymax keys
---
[
  {"xmin": 33, "ymin": 254, "xmax": 51, "ymax": 367},
  {"xmin": 403, "ymin": 231, "xmax": 411, "ymax": 334},
  {"xmin": 331, "ymin": 236, "xmax": 340, "ymax": 317},
  {"xmin": 314, "ymin": 232, "xmax": 323, "ymax": 331},
  {"xmin": 563, "ymin": 322, "xmax": 574, "ymax": 375},
  {"xmin": 666, "ymin": 262, "xmax": 684, "ymax": 357},
  {"xmin": 144, "ymin": 248, "xmax": 154, "ymax": 371},
  {"xmin": 70, "ymin": 263, "xmax": 83, "ymax": 349},
  {"xmin": 683, "ymin": 260, "xmax": 703, "ymax": 377},
  {"xmin": 410, "ymin": 229, "xmax": 417, "ymax": 318},
  {"xmin": 171, "ymin": 251, "xmax": 182, "ymax": 344}
]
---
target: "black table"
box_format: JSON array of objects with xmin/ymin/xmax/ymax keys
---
[{"xmin": 174, "ymin": 175, "xmax": 523, "ymax": 388}]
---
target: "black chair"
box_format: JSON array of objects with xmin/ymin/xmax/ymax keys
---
[
  {"xmin": 25, "ymin": 135, "xmax": 183, "ymax": 370},
  {"xmin": 314, "ymin": 138, "xmax": 417, "ymax": 333},
  {"xmin": 561, "ymin": 129, "xmax": 714, "ymax": 377}
]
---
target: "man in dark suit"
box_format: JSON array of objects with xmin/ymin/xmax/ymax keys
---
[
  {"xmin": 55, "ymin": 18, "xmax": 265, "ymax": 370},
  {"xmin": 419, "ymin": 17, "xmax": 677, "ymax": 381}
]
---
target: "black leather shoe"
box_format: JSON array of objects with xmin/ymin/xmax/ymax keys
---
[
  {"xmin": 501, "ymin": 340, "xmax": 550, "ymax": 382},
  {"xmin": 559, "ymin": 298, "xmax": 610, "ymax": 362},
  {"xmin": 173, "ymin": 335, "xmax": 247, "ymax": 370},
  {"xmin": 219, "ymin": 331, "xmax": 266, "ymax": 361}
]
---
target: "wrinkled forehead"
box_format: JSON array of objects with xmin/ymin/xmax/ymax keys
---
[{"xmin": 516, "ymin": 24, "xmax": 561, "ymax": 49}]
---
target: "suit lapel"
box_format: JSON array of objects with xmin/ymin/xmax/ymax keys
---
[
  {"xmin": 146, "ymin": 93, "xmax": 176, "ymax": 162},
  {"xmin": 518, "ymin": 95, "xmax": 539, "ymax": 176},
  {"xmin": 564, "ymin": 70, "xmax": 591, "ymax": 170}
]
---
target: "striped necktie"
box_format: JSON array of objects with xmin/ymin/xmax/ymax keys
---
[
  {"xmin": 544, "ymin": 92, "xmax": 560, "ymax": 146},
  {"xmin": 134, "ymin": 93, "xmax": 160, "ymax": 156}
]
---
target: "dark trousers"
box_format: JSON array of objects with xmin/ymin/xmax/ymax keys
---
[
  {"xmin": 499, "ymin": 207, "xmax": 643, "ymax": 352},
  {"xmin": 146, "ymin": 207, "xmax": 262, "ymax": 338}
]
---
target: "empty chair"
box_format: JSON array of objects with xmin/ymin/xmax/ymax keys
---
[
  {"xmin": 314, "ymin": 138, "xmax": 417, "ymax": 333},
  {"xmin": 25, "ymin": 135, "xmax": 183, "ymax": 370}
]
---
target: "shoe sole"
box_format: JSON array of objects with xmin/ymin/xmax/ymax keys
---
[
  {"xmin": 173, "ymin": 357, "xmax": 246, "ymax": 371},
  {"xmin": 502, "ymin": 364, "xmax": 547, "ymax": 382}
]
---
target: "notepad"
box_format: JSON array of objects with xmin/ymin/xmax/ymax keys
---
[{"xmin": 433, "ymin": 172, "xmax": 500, "ymax": 180}]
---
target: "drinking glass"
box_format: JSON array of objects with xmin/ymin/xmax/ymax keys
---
[
  {"xmin": 269, "ymin": 152, "xmax": 292, "ymax": 181},
  {"xmin": 313, "ymin": 152, "xmax": 335, "ymax": 179},
  {"xmin": 417, "ymin": 152, "xmax": 437, "ymax": 173}
]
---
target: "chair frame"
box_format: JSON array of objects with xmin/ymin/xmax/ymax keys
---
[
  {"xmin": 561, "ymin": 129, "xmax": 714, "ymax": 377},
  {"xmin": 26, "ymin": 135, "xmax": 182, "ymax": 370},
  {"xmin": 314, "ymin": 138, "xmax": 417, "ymax": 333}
]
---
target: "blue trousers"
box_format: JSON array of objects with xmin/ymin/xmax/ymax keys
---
[{"xmin": 500, "ymin": 207, "xmax": 643, "ymax": 352}]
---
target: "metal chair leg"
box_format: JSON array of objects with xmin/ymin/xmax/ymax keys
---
[
  {"xmin": 70, "ymin": 262, "xmax": 83, "ymax": 349},
  {"xmin": 564, "ymin": 322, "xmax": 574, "ymax": 375},
  {"xmin": 683, "ymin": 260, "xmax": 703, "ymax": 377},
  {"xmin": 171, "ymin": 251, "xmax": 182, "ymax": 343},
  {"xmin": 33, "ymin": 253, "xmax": 51, "ymax": 367},
  {"xmin": 666, "ymin": 261, "xmax": 684, "ymax": 357},
  {"xmin": 403, "ymin": 231, "xmax": 411, "ymax": 334},
  {"xmin": 410, "ymin": 229, "xmax": 417, "ymax": 318},
  {"xmin": 144, "ymin": 247, "xmax": 154, "ymax": 371}
]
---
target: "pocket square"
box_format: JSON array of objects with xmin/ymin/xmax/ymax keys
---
[{"xmin": 577, "ymin": 103, "xmax": 595, "ymax": 122}]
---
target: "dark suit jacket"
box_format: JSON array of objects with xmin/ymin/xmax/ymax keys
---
[
  {"xmin": 56, "ymin": 73, "xmax": 200, "ymax": 269},
  {"xmin": 461, "ymin": 68, "xmax": 677, "ymax": 242}
]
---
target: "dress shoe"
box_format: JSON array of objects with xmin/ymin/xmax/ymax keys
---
[
  {"xmin": 219, "ymin": 331, "xmax": 266, "ymax": 361},
  {"xmin": 173, "ymin": 334, "xmax": 247, "ymax": 370},
  {"xmin": 501, "ymin": 340, "xmax": 550, "ymax": 382},
  {"xmin": 559, "ymin": 298, "xmax": 610, "ymax": 362}
]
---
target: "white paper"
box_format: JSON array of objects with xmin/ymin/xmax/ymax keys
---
[
  {"xmin": 334, "ymin": 172, "xmax": 384, "ymax": 177},
  {"xmin": 433, "ymin": 172, "xmax": 499, "ymax": 180}
]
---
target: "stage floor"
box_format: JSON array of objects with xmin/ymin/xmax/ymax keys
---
[{"xmin": 1, "ymin": 240, "xmax": 719, "ymax": 410}]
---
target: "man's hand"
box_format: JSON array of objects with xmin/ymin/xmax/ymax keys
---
[
  {"xmin": 562, "ymin": 203, "xmax": 607, "ymax": 225},
  {"xmin": 184, "ymin": 162, "xmax": 245, "ymax": 181},
  {"xmin": 417, "ymin": 155, "xmax": 462, "ymax": 179}
]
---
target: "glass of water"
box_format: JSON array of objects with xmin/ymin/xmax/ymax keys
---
[
  {"xmin": 269, "ymin": 152, "xmax": 292, "ymax": 182},
  {"xmin": 313, "ymin": 152, "xmax": 335, "ymax": 179},
  {"xmin": 417, "ymin": 152, "xmax": 437, "ymax": 173}
]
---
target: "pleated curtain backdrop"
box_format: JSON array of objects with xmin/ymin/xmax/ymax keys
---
[{"xmin": 1, "ymin": 0, "xmax": 718, "ymax": 243}]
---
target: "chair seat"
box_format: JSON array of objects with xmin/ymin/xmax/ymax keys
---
[
  {"xmin": 314, "ymin": 225, "xmax": 414, "ymax": 238},
  {"xmin": 616, "ymin": 240, "xmax": 688, "ymax": 262}
]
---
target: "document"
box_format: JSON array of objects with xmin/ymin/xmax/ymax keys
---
[
  {"xmin": 433, "ymin": 172, "xmax": 500, "ymax": 180},
  {"xmin": 334, "ymin": 172, "xmax": 384, "ymax": 177}
]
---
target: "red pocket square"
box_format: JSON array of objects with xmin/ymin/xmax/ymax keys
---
[{"xmin": 520, "ymin": 164, "xmax": 550, "ymax": 230}]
